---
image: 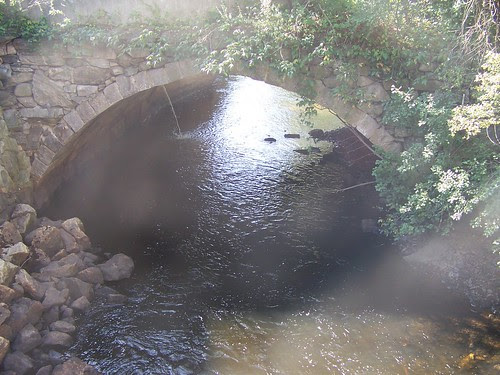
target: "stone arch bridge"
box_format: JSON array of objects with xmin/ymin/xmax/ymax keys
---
[{"xmin": 0, "ymin": 39, "xmax": 404, "ymax": 208}]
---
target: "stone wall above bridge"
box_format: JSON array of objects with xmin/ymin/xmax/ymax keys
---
[{"xmin": 0, "ymin": 37, "xmax": 405, "ymax": 209}]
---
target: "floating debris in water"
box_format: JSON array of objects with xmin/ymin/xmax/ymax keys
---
[
  {"xmin": 284, "ymin": 133, "xmax": 300, "ymax": 139},
  {"xmin": 264, "ymin": 137, "xmax": 277, "ymax": 143}
]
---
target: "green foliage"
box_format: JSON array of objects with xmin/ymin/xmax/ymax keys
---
[
  {"xmin": 449, "ymin": 52, "xmax": 500, "ymax": 138},
  {"xmin": 374, "ymin": 87, "xmax": 499, "ymax": 240},
  {"xmin": 0, "ymin": 3, "xmax": 53, "ymax": 43}
]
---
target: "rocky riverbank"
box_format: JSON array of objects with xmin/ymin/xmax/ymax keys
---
[{"xmin": 0, "ymin": 203, "xmax": 134, "ymax": 374}]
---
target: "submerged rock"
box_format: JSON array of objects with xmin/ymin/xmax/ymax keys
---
[{"xmin": 98, "ymin": 253, "xmax": 134, "ymax": 281}]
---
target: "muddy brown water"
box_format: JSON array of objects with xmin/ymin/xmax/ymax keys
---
[{"xmin": 42, "ymin": 77, "xmax": 499, "ymax": 374}]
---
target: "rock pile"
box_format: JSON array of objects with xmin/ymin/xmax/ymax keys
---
[{"xmin": 0, "ymin": 203, "xmax": 134, "ymax": 374}]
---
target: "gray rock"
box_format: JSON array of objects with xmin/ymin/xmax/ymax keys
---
[
  {"xmin": 12, "ymin": 323, "xmax": 41, "ymax": 352},
  {"xmin": 32, "ymin": 70, "xmax": 72, "ymax": 107},
  {"xmin": 107, "ymin": 294, "xmax": 127, "ymax": 304},
  {"xmin": 40, "ymin": 254, "xmax": 84, "ymax": 278},
  {"xmin": 36, "ymin": 365, "xmax": 53, "ymax": 375},
  {"xmin": 6, "ymin": 297, "xmax": 44, "ymax": 335},
  {"xmin": 95, "ymin": 286, "xmax": 118, "ymax": 297},
  {"xmin": 53, "ymin": 357, "xmax": 101, "ymax": 375},
  {"xmin": 60, "ymin": 306, "xmax": 73, "ymax": 319},
  {"xmin": 2, "ymin": 242, "xmax": 30, "ymax": 266},
  {"xmin": 14, "ymin": 83, "xmax": 32, "ymax": 97},
  {"xmin": 0, "ymin": 336, "xmax": 9, "ymax": 363},
  {"xmin": 0, "ymin": 259, "xmax": 19, "ymax": 286},
  {"xmin": 0, "ymin": 323, "xmax": 13, "ymax": 340},
  {"xmin": 77, "ymin": 267, "xmax": 104, "ymax": 284},
  {"xmin": 3, "ymin": 351, "xmax": 34, "ymax": 375},
  {"xmin": 362, "ymin": 82, "xmax": 389, "ymax": 102},
  {"xmin": 98, "ymin": 253, "xmax": 134, "ymax": 281},
  {"xmin": 60, "ymin": 277, "xmax": 93, "ymax": 301},
  {"xmin": 48, "ymin": 349, "xmax": 64, "ymax": 365},
  {"xmin": 25, "ymin": 248, "xmax": 51, "ymax": 272},
  {"xmin": 43, "ymin": 305, "xmax": 60, "ymax": 325},
  {"xmin": 59, "ymin": 229, "xmax": 79, "ymax": 253},
  {"xmin": 0, "ymin": 221, "xmax": 22, "ymax": 247},
  {"xmin": 70, "ymin": 296, "xmax": 90, "ymax": 312},
  {"xmin": 73, "ymin": 66, "xmax": 110, "ymax": 85},
  {"xmin": 11, "ymin": 204, "xmax": 36, "ymax": 234},
  {"xmin": 0, "ymin": 285, "xmax": 16, "ymax": 304},
  {"xmin": 28, "ymin": 226, "xmax": 65, "ymax": 258},
  {"xmin": 0, "ymin": 304, "xmax": 10, "ymax": 325},
  {"xmin": 15, "ymin": 269, "xmax": 45, "ymax": 300},
  {"xmin": 42, "ymin": 287, "xmax": 69, "ymax": 309},
  {"xmin": 61, "ymin": 218, "xmax": 91, "ymax": 251},
  {"xmin": 52, "ymin": 249, "xmax": 68, "ymax": 261},
  {"xmin": 43, "ymin": 331, "xmax": 73, "ymax": 348},
  {"xmin": 50, "ymin": 320, "xmax": 75, "ymax": 334}
]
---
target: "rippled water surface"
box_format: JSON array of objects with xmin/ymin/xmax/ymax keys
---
[{"xmin": 43, "ymin": 77, "xmax": 499, "ymax": 374}]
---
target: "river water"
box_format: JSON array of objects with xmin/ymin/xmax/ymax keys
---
[{"xmin": 42, "ymin": 77, "xmax": 499, "ymax": 374}]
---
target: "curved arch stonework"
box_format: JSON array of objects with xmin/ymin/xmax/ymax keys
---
[
  {"xmin": 31, "ymin": 60, "xmax": 200, "ymax": 180},
  {"xmin": 0, "ymin": 40, "xmax": 402, "ymax": 198}
]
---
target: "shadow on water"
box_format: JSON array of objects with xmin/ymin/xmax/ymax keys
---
[{"xmin": 40, "ymin": 77, "xmax": 497, "ymax": 374}]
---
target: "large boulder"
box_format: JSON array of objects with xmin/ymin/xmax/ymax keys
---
[
  {"xmin": 2, "ymin": 242, "xmax": 30, "ymax": 266},
  {"xmin": 0, "ymin": 221, "xmax": 22, "ymax": 248},
  {"xmin": 98, "ymin": 253, "xmax": 134, "ymax": 281},
  {"xmin": 61, "ymin": 218, "xmax": 91, "ymax": 252},
  {"xmin": 0, "ymin": 259, "xmax": 19, "ymax": 286},
  {"xmin": 70, "ymin": 296, "xmax": 90, "ymax": 312},
  {"xmin": 3, "ymin": 351, "xmax": 34, "ymax": 375},
  {"xmin": 42, "ymin": 331, "xmax": 73, "ymax": 349},
  {"xmin": 12, "ymin": 323, "xmax": 41, "ymax": 353},
  {"xmin": 53, "ymin": 357, "xmax": 100, "ymax": 375},
  {"xmin": 40, "ymin": 253, "xmax": 85, "ymax": 278},
  {"xmin": 6, "ymin": 297, "xmax": 44, "ymax": 335},
  {"xmin": 77, "ymin": 267, "xmax": 104, "ymax": 284},
  {"xmin": 10, "ymin": 204, "xmax": 36, "ymax": 235},
  {"xmin": 60, "ymin": 277, "xmax": 93, "ymax": 302},
  {"xmin": 49, "ymin": 320, "xmax": 76, "ymax": 334},
  {"xmin": 42, "ymin": 287, "xmax": 69, "ymax": 309},
  {"xmin": 28, "ymin": 226, "xmax": 64, "ymax": 258},
  {"xmin": 15, "ymin": 269, "xmax": 45, "ymax": 300}
]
